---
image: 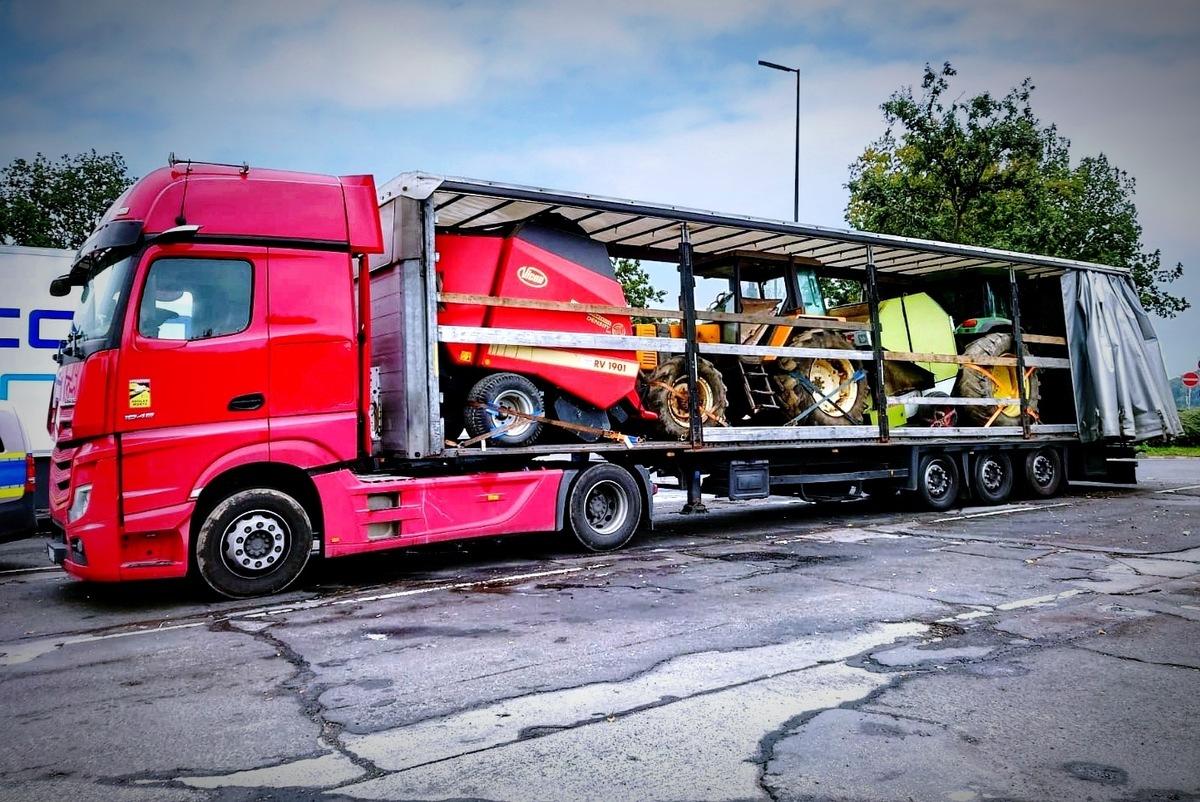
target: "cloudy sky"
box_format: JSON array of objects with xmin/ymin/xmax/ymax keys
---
[{"xmin": 2, "ymin": 0, "xmax": 1196, "ymax": 376}]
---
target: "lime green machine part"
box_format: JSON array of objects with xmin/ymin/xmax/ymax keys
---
[{"xmin": 876, "ymin": 293, "xmax": 958, "ymax": 383}]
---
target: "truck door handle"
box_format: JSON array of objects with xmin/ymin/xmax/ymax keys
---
[{"xmin": 228, "ymin": 393, "xmax": 265, "ymax": 411}]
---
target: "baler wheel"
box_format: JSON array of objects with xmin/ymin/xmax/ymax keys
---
[{"xmin": 465, "ymin": 372, "xmax": 545, "ymax": 447}]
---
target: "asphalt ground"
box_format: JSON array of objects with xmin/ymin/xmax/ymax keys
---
[{"xmin": 0, "ymin": 458, "xmax": 1197, "ymax": 802}]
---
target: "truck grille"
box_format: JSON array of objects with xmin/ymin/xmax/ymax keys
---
[{"xmin": 49, "ymin": 445, "xmax": 76, "ymax": 509}]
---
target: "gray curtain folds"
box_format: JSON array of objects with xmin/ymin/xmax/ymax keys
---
[{"xmin": 1062, "ymin": 271, "xmax": 1182, "ymax": 442}]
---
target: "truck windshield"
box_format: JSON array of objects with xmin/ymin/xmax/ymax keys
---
[{"xmin": 69, "ymin": 255, "xmax": 135, "ymax": 354}]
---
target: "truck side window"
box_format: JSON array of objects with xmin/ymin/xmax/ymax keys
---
[{"xmin": 138, "ymin": 258, "xmax": 253, "ymax": 340}]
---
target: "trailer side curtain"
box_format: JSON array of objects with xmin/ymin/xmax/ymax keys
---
[{"xmin": 1062, "ymin": 270, "xmax": 1182, "ymax": 443}]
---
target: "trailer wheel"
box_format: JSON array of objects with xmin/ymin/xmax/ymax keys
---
[
  {"xmin": 568, "ymin": 464, "xmax": 642, "ymax": 552},
  {"xmin": 972, "ymin": 451, "xmax": 1013, "ymax": 505},
  {"xmin": 195, "ymin": 488, "xmax": 312, "ymax": 598},
  {"xmin": 955, "ymin": 332, "xmax": 1040, "ymax": 426},
  {"xmin": 774, "ymin": 329, "xmax": 868, "ymax": 425},
  {"xmin": 1023, "ymin": 447, "xmax": 1063, "ymax": 498},
  {"xmin": 465, "ymin": 372, "xmax": 544, "ymax": 447},
  {"xmin": 644, "ymin": 356, "xmax": 728, "ymax": 439},
  {"xmin": 915, "ymin": 453, "xmax": 960, "ymax": 511}
]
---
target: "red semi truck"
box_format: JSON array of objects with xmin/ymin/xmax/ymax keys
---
[{"xmin": 44, "ymin": 158, "xmax": 1180, "ymax": 598}]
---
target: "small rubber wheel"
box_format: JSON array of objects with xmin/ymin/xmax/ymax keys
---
[
  {"xmin": 465, "ymin": 372, "xmax": 544, "ymax": 447},
  {"xmin": 915, "ymin": 453, "xmax": 960, "ymax": 511},
  {"xmin": 568, "ymin": 464, "xmax": 642, "ymax": 552},
  {"xmin": 195, "ymin": 488, "xmax": 312, "ymax": 598},
  {"xmin": 972, "ymin": 451, "xmax": 1013, "ymax": 505},
  {"xmin": 1023, "ymin": 447, "xmax": 1063, "ymax": 498},
  {"xmin": 912, "ymin": 391, "xmax": 958, "ymax": 427}
]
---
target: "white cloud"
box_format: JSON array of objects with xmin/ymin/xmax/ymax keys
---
[{"xmin": 1, "ymin": 0, "xmax": 1196, "ymax": 370}]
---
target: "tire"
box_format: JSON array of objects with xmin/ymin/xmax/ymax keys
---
[
  {"xmin": 955, "ymin": 333, "xmax": 1040, "ymax": 426},
  {"xmin": 915, "ymin": 452, "xmax": 960, "ymax": 511},
  {"xmin": 774, "ymin": 329, "xmax": 868, "ymax": 425},
  {"xmin": 644, "ymin": 356, "xmax": 728, "ymax": 439},
  {"xmin": 568, "ymin": 464, "xmax": 642, "ymax": 552},
  {"xmin": 972, "ymin": 451, "xmax": 1013, "ymax": 505},
  {"xmin": 465, "ymin": 372, "xmax": 544, "ymax": 447},
  {"xmin": 1023, "ymin": 447, "xmax": 1063, "ymax": 498},
  {"xmin": 195, "ymin": 488, "xmax": 312, "ymax": 598},
  {"xmin": 911, "ymin": 391, "xmax": 958, "ymax": 427}
]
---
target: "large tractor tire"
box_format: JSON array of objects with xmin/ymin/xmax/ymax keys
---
[
  {"xmin": 774, "ymin": 329, "xmax": 868, "ymax": 426},
  {"xmin": 644, "ymin": 356, "xmax": 728, "ymax": 439},
  {"xmin": 955, "ymin": 333, "xmax": 1040, "ymax": 426}
]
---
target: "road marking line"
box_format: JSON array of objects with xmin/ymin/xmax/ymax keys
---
[
  {"xmin": 0, "ymin": 566, "xmax": 59, "ymax": 577},
  {"xmin": 1154, "ymin": 484, "xmax": 1200, "ymax": 494},
  {"xmin": 239, "ymin": 564, "xmax": 607, "ymax": 619},
  {"xmin": 1, "ymin": 565, "xmax": 609, "ymax": 665},
  {"xmin": 0, "ymin": 622, "xmax": 206, "ymax": 666},
  {"xmin": 934, "ymin": 501, "xmax": 1072, "ymax": 523},
  {"xmin": 937, "ymin": 588, "xmax": 1090, "ymax": 625},
  {"xmin": 996, "ymin": 588, "xmax": 1087, "ymax": 610}
]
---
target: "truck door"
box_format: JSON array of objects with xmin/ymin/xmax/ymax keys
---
[
  {"xmin": 115, "ymin": 246, "xmax": 270, "ymax": 522},
  {"xmin": 265, "ymin": 248, "xmax": 358, "ymax": 464}
]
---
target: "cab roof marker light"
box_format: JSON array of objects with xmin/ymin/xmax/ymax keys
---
[{"xmin": 160, "ymin": 224, "xmax": 201, "ymax": 237}]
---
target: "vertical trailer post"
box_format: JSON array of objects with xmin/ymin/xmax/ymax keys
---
[
  {"xmin": 678, "ymin": 224, "xmax": 703, "ymax": 447},
  {"xmin": 1008, "ymin": 265, "xmax": 1031, "ymax": 438},
  {"xmin": 678, "ymin": 224, "xmax": 706, "ymax": 514},
  {"xmin": 865, "ymin": 246, "xmax": 889, "ymax": 443}
]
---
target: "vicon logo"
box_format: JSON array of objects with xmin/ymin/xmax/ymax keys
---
[{"xmin": 516, "ymin": 266, "xmax": 548, "ymax": 289}]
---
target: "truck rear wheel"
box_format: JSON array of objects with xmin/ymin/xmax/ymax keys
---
[
  {"xmin": 644, "ymin": 356, "xmax": 727, "ymax": 439},
  {"xmin": 774, "ymin": 329, "xmax": 867, "ymax": 425},
  {"xmin": 972, "ymin": 451, "xmax": 1013, "ymax": 505},
  {"xmin": 1023, "ymin": 446, "xmax": 1063, "ymax": 498},
  {"xmin": 568, "ymin": 464, "xmax": 642, "ymax": 551},
  {"xmin": 195, "ymin": 488, "xmax": 312, "ymax": 598},
  {"xmin": 465, "ymin": 372, "xmax": 544, "ymax": 447},
  {"xmin": 915, "ymin": 452, "xmax": 960, "ymax": 511}
]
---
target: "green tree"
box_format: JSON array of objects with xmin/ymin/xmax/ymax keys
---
[
  {"xmin": 0, "ymin": 150, "xmax": 136, "ymax": 250},
  {"xmin": 614, "ymin": 257, "xmax": 666, "ymax": 322},
  {"xmin": 846, "ymin": 62, "xmax": 1187, "ymax": 318}
]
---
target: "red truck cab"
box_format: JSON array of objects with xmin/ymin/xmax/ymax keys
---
[{"xmin": 47, "ymin": 161, "xmax": 384, "ymax": 594}]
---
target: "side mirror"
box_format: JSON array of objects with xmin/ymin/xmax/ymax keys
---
[{"xmin": 49, "ymin": 275, "xmax": 74, "ymax": 297}]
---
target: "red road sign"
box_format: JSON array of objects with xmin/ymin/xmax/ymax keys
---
[{"xmin": 1183, "ymin": 372, "xmax": 1200, "ymax": 388}]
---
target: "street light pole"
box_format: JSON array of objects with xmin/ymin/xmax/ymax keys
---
[{"xmin": 758, "ymin": 59, "xmax": 800, "ymax": 222}]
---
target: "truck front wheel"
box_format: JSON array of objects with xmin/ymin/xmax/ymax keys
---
[
  {"xmin": 195, "ymin": 488, "xmax": 312, "ymax": 598},
  {"xmin": 568, "ymin": 464, "xmax": 642, "ymax": 552}
]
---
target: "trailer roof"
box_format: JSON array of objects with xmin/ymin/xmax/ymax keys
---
[{"xmin": 381, "ymin": 172, "xmax": 1128, "ymax": 280}]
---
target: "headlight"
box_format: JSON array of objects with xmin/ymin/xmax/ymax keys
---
[{"xmin": 68, "ymin": 483, "xmax": 92, "ymax": 523}]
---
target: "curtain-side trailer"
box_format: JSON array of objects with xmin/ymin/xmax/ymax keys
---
[{"xmin": 45, "ymin": 159, "xmax": 1180, "ymax": 598}]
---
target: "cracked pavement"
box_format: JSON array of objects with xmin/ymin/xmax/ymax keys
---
[{"xmin": 0, "ymin": 459, "xmax": 1197, "ymax": 801}]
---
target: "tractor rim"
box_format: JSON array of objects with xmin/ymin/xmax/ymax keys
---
[{"xmin": 811, "ymin": 358, "xmax": 858, "ymax": 416}]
